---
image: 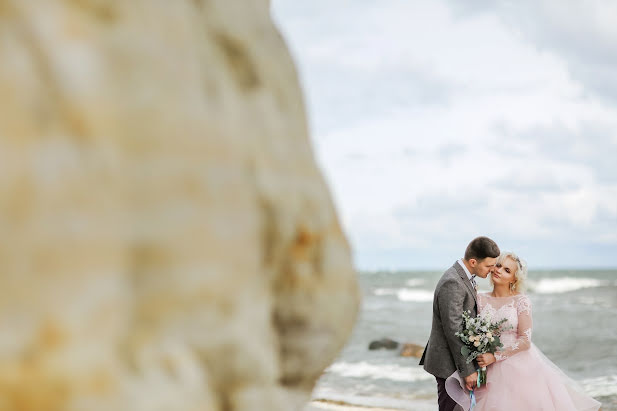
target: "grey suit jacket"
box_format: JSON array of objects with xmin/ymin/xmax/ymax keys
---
[{"xmin": 419, "ymin": 262, "xmax": 477, "ymax": 379}]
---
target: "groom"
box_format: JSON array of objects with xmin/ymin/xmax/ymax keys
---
[{"xmin": 419, "ymin": 236, "xmax": 500, "ymax": 411}]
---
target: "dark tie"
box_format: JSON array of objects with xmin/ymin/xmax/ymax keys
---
[{"xmin": 470, "ymin": 275, "xmax": 478, "ymax": 292}]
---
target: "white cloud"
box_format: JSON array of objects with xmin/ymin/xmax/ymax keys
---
[
  {"xmin": 272, "ymin": 0, "xmax": 617, "ymax": 269},
  {"xmin": 445, "ymin": 0, "xmax": 617, "ymax": 101}
]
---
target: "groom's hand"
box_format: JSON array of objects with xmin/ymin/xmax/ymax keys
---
[{"xmin": 464, "ymin": 372, "xmax": 478, "ymax": 391}]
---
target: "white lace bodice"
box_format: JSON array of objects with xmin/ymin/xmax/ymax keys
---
[{"xmin": 478, "ymin": 293, "xmax": 533, "ymax": 361}]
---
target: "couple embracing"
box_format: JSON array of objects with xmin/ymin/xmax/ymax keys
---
[{"xmin": 420, "ymin": 236, "xmax": 601, "ymax": 411}]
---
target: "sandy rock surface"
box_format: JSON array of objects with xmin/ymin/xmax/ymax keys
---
[{"xmin": 0, "ymin": 1, "xmax": 359, "ymax": 410}]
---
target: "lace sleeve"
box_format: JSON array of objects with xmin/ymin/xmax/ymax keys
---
[{"xmin": 495, "ymin": 295, "xmax": 532, "ymax": 361}]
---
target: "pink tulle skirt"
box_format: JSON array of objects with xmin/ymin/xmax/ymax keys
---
[{"xmin": 445, "ymin": 344, "xmax": 601, "ymax": 411}]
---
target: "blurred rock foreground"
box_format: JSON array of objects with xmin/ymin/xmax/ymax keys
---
[{"xmin": 0, "ymin": 1, "xmax": 359, "ymax": 410}]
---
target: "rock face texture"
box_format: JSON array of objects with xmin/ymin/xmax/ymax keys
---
[{"xmin": 0, "ymin": 1, "xmax": 359, "ymax": 410}]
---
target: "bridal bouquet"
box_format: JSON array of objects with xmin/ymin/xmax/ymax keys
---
[{"xmin": 455, "ymin": 310, "xmax": 510, "ymax": 386}]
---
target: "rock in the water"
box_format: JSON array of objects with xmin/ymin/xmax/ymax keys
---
[
  {"xmin": 400, "ymin": 343, "xmax": 425, "ymax": 358},
  {"xmin": 368, "ymin": 338, "xmax": 400, "ymax": 350},
  {"xmin": 0, "ymin": 1, "xmax": 360, "ymax": 410}
]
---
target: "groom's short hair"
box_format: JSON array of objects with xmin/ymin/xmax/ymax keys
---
[{"xmin": 464, "ymin": 236, "xmax": 500, "ymax": 261}]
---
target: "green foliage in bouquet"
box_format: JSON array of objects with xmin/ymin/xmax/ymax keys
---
[
  {"xmin": 455, "ymin": 310, "xmax": 510, "ymax": 364},
  {"xmin": 456, "ymin": 310, "xmax": 512, "ymax": 387}
]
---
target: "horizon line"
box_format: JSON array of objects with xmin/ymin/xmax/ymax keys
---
[{"xmin": 354, "ymin": 266, "xmax": 617, "ymax": 272}]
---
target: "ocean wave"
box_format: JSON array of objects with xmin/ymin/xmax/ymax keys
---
[
  {"xmin": 326, "ymin": 361, "xmax": 433, "ymax": 383},
  {"xmin": 405, "ymin": 278, "xmax": 426, "ymax": 287},
  {"xmin": 374, "ymin": 288, "xmax": 397, "ymax": 296},
  {"xmin": 580, "ymin": 375, "xmax": 617, "ymax": 397},
  {"xmin": 528, "ymin": 277, "xmax": 605, "ymax": 294},
  {"xmin": 376, "ymin": 277, "xmax": 608, "ymax": 298},
  {"xmin": 574, "ymin": 296, "xmax": 617, "ymax": 309},
  {"xmin": 397, "ymin": 289, "xmax": 434, "ymax": 302},
  {"xmin": 374, "ymin": 288, "xmax": 433, "ymax": 302}
]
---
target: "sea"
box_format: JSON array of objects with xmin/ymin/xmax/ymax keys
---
[{"xmin": 311, "ymin": 269, "xmax": 617, "ymax": 410}]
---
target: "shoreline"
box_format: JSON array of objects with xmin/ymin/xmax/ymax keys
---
[
  {"xmin": 304, "ymin": 395, "xmax": 438, "ymax": 411},
  {"xmin": 305, "ymin": 399, "xmax": 403, "ymax": 411}
]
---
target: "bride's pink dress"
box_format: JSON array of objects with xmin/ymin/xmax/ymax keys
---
[{"xmin": 445, "ymin": 293, "xmax": 601, "ymax": 411}]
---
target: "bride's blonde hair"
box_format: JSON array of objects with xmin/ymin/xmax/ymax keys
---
[{"xmin": 492, "ymin": 251, "xmax": 528, "ymax": 293}]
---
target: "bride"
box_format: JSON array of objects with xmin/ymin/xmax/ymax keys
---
[{"xmin": 446, "ymin": 251, "xmax": 601, "ymax": 411}]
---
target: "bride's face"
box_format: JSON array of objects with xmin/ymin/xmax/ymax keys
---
[{"xmin": 492, "ymin": 256, "xmax": 518, "ymax": 287}]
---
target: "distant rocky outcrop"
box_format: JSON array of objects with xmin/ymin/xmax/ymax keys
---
[
  {"xmin": 400, "ymin": 343, "xmax": 425, "ymax": 358},
  {"xmin": 368, "ymin": 339, "xmax": 425, "ymax": 358},
  {"xmin": 368, "ymin": 338, "xmax": 400, "ymax": 350},
  {"xmin": 0, "ymin": 1, "xmax": 360, "ymax": 411}
]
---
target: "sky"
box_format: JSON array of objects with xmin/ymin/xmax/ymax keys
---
[{"xmin": 271, "ymin": 0, "xmax": 617, "ymax": 270}]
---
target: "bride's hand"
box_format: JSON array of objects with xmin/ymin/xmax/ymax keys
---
[{"xmin": 477, "ymin": 353, "xmax": 496, "ymax": 368}]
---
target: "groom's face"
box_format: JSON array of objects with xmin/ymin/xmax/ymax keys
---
[{"xmin": 471, "ymin": 257, "xmax": 497, "ymax": 278}]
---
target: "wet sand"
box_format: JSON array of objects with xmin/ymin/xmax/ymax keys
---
[{"xmin": 305, "ymin": 399, "xmax": 403, "ymax": 411}]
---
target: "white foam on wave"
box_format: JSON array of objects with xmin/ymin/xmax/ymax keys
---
[
  {"xmin": 374, "ymin": 288, "xmax": 397, "ymax": 296},
  {"xmin": 529, "ymin": 277, "xmax": 604, "ymax": 294},
  {"xmin": 373, "ymin": 288, "xmax": 433, "ymax": 302},
  {"xmin": 405, "ymin": 278, "xmax": 426, "ymax": 287},
  {"xmin": 326, "ymin": 361, "xmax": 433, "ymax": 383},
  {"xmin": 397, "ymin": 289, "xmax": 434, "ymax": 302},
  {"xmin": 580, "ymin": 375, "xmax": 617, "ymax": 397}
]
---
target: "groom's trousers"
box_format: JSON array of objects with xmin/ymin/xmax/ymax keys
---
[{"xmin": 436, "ymin": 377, "xmax": 460, "ymax": 411}]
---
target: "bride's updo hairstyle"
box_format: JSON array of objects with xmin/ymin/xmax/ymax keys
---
[{"xmin": 494, "ymin": 251, "xmax": 528, "ymax": 293}]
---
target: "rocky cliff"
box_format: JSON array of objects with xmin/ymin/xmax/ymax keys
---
[{"xmin": 0, "ymin": 1, "xmax": 359, "ymax": 410}]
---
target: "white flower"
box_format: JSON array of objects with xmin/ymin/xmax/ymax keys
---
[
  {"xmin": 490, "ymin": 337, "xmax": 495, "ymax": 342},
  {"xmin": 473, "ymin": 341, "xmax": 481, "ymax": 347},
  {"xmin": 486, "ymin": 332, "xmax": 493, "ymax": 339}
]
